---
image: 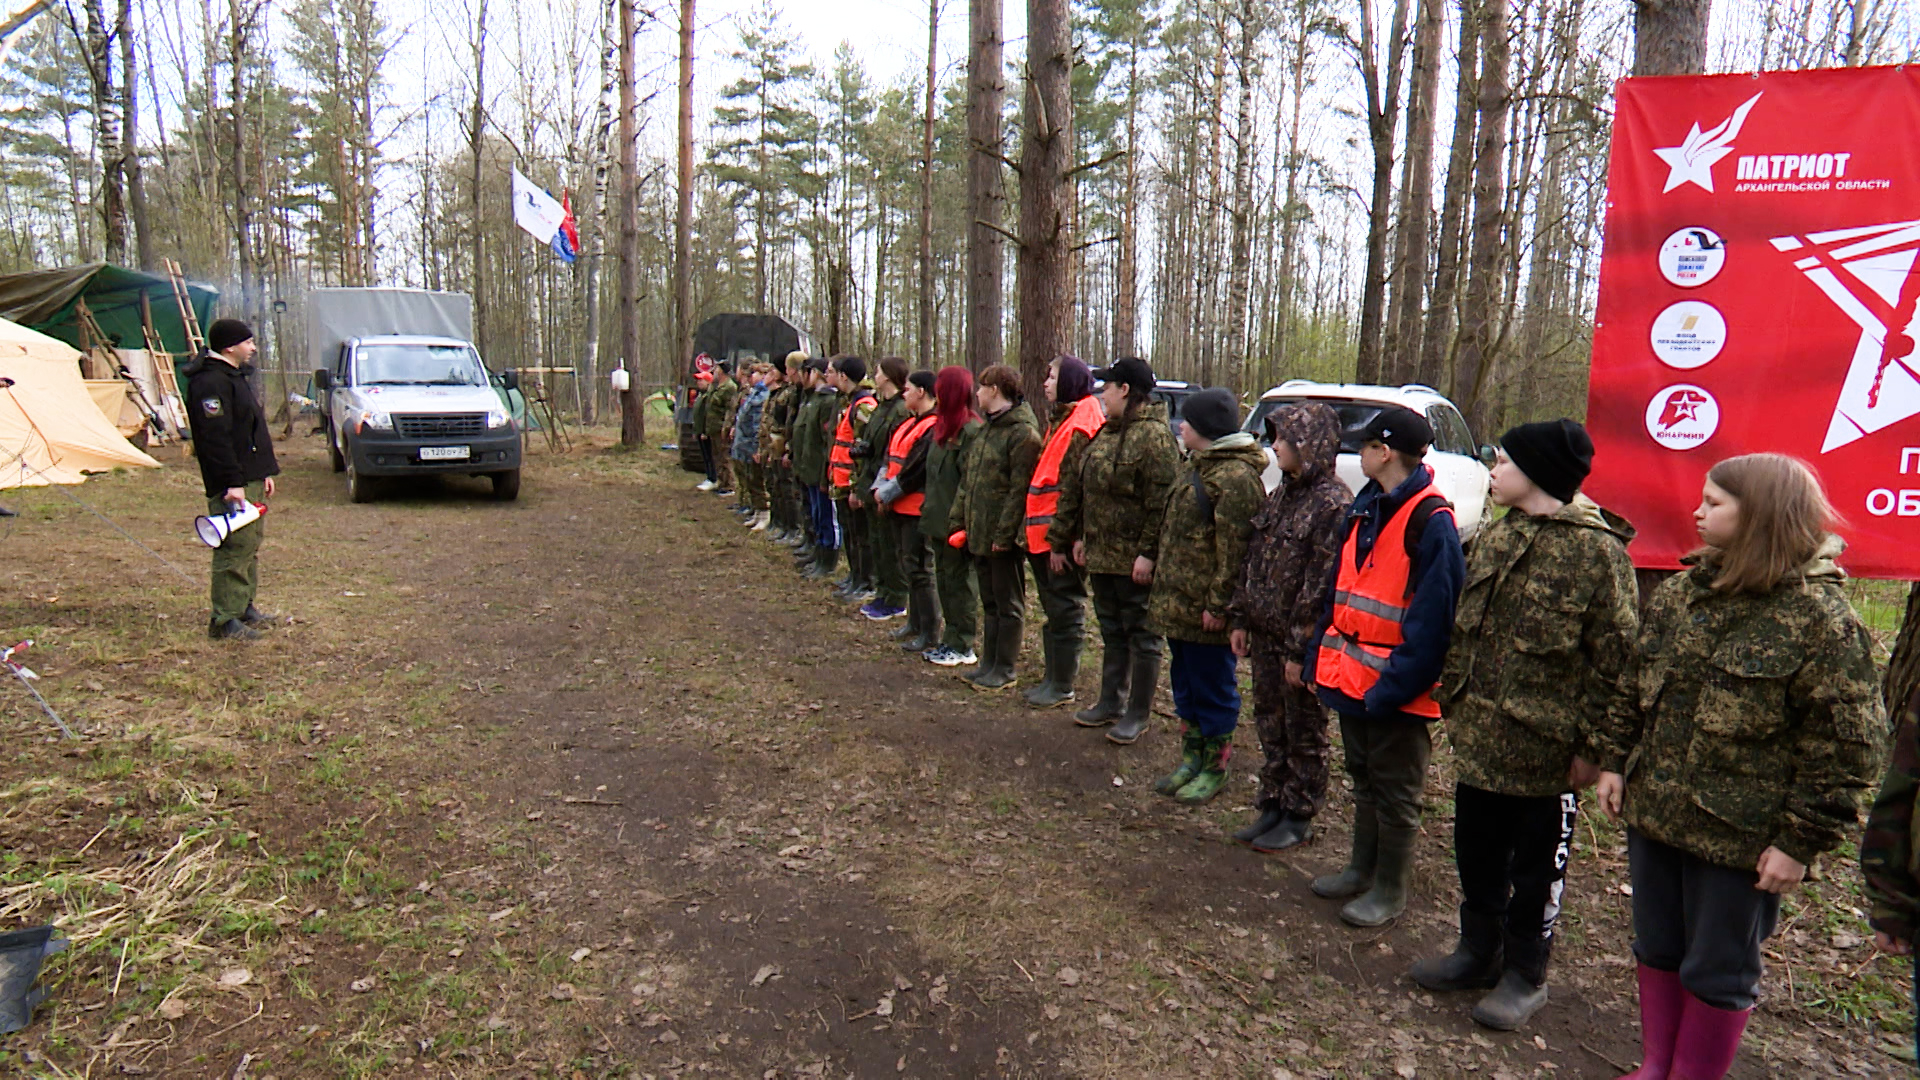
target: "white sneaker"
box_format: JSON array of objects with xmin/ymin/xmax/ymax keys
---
[
  {"xmin": 751, "ymin": 512, "xmax": 770, "ymax": 531},
  {"xmin": 695, "ymin": 479, "xmax": 716, "ymax": 491}
]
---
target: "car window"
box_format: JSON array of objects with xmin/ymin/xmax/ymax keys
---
[
  {"xmin": 356, "ymin": 344, "xmax": 490, "ymax": 387},
  {"xmin": 1150, "ymin": 389, "xmax": 1191, "ymax": 417},
  {"xmin": 1425, "ymin": 405, "xmax": 1476, "ymax": 456},
  {"xmin": 1245, "ymin": 397, "xmax": 1384, "ymax": 453}
]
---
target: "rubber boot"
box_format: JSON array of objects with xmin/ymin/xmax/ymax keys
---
[
  {"xmin": 1311, "ymin": 803, "xmax": 1379, "ymax": 899},
  {"xmin": 1107, "ymin": 652, "xmax": 1160, "ymax": 745},
  {"xmin": 962, "ymin": 619, "xmax": 1001, "ymax": 684},
  {"xmin": 971, "ymin": 616, "xmax": 1021, "ymax": 690},
  {"xmin": 1173, "ymin": 736, "xmax": 1232, "ymax": 804},
  {"xmin": 805, "ymin": 545, "xmax": 841, "ymax": 581},
  {"xmin": 1024, "ymin": 632, "xmax": 1079, "ymax": 708},
  {"xmin": 1153, "ymin": 727, "xmax": 1204, "ymax": 795},
  {"xmin": 1619, "ymin": 964, "xmax": 1686, "ymax": 1079},
  {"xmin": 1074, "ymin": 649, "xmax": 1129, "ymax": 726},
  {"xmin": 1249, "ymin": 813, "xmax": 1314, "ymax": 852},
  {"xmin": 1668, "ymin": 994, "xmax": 1750, "ymax": 1080},
  {"xmin": 1410, "ymin": 906, "xmax": 1505, "ymax": 992},
  {"xmin": 1339, "ymin": 822, "xmax": 1416, "ymax": 927},
  {"xmin": 1232, "ymin": 808, "xmax": 1285, "ymax": 843},
  {"xmin": 1022, "ymin": 637, "xmax": 1057, "ymax": 706},
  {"xmin": 1471, "ymin": 932, "xmax": 1551, "ymax": 1031}
]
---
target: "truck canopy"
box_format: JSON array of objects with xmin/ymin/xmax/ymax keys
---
[{"xmin": 308, "ymin": 288, "xmax": 475, "ymax": 374}]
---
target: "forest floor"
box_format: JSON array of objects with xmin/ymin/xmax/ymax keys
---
[{"xmin": 0, "ymin": 429, "xmax": 1913, "ymax": 1079}]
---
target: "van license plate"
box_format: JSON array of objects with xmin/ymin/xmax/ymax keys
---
[{"xmin": 419, "ymin": 446, "xmax": 470, "ymax": 461}]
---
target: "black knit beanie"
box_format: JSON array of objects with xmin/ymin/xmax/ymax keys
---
[
  {"xmin": 1181, "ymin": 388, "xmax": 1240, "ymax": 441},
  {"xmin": 207, "ymin": 318, "xmax": 254, "ymax": 354},
  {"xmin": 1500, "ymin": 418, "xmax": 1594, "ymax": 504}
]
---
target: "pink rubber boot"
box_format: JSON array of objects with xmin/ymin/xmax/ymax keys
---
[
  {"xmin": 1619, "ymin": 963, "xmax": 1686, "ymax": 1079},
  {"xmin": 1670, "ymin": 992, "xmax": 1752, "ymax": 1080}
]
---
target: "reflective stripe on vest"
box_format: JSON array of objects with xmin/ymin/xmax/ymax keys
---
[
  {"xmin": 883, "ymin": 412, "xmax": 937, "ymax": 516},
  {"xmin": 1024, "ymin": 396, "xmax": 1107, "ymax": 553},
  {"xmin": 828, "ymin": 391, "xmax": 873, "ymax": 489},
  {"xmin": 1312, "ymin": 477, "xmax": 1452, "ymax": 719}
]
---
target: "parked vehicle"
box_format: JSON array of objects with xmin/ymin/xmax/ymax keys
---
[
  {"xmin": 1149, "ymin": 379, "xmax": 1197, "ymax": 438},
  {"xmin": 309, "ymin": 288, "xmax": 522, "ymax": 503},
  {"xmin": 676, "ymin": 313, "xmax": 814, "ymax": 471},
  {"xmin": 1243, "ymin": 380, "xmax": 1493, "ymax": 540}
]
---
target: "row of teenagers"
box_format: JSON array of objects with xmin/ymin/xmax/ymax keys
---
[{"xmin": 696, "ymin": 350, "xmax": 1906, "ymax": 1076}]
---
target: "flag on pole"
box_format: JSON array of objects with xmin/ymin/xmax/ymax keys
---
[
  {"xmin": 554, "ymin": 191, "xmax": 580, "ymax": 264},
  {"xmin": 511, "ymin": 168, "xmax": 577, "ymax": 265}
]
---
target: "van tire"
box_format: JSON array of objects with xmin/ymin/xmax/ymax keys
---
[
  {"xmin": 491, "ymin": 469, "xmax": 521, "ymax": 501},
  {"xmin": 347, "ymin": 453, "xmax": 377, "ymax": 504}
]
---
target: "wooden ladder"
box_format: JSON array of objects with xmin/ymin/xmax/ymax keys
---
[{"xmin": 162, "ymin": 259, "xmax": 206, "ymax": 357}]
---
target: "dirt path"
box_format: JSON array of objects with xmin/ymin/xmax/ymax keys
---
[{"xmin": 1, "ymin": 436, "xmax": 1907, "ymax": 1077}]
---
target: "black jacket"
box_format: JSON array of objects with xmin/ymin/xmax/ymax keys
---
[{"xmin": 184, "ymin": 352, "xmax": 279, "ymax": 497}]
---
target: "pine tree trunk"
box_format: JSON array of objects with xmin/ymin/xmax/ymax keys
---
[
  {"xmin": 918, "ymin": 0, "xmax": 938, "ymax": 367},
  {"xmin": 469, "ymin": 0, "xmax": 489, "ymax": 360},
  {"xmin": 1634, "ymin": 0, "xmax": 1713, "ymax": 75},
  {"xmin": 1449, "ymin": 0, "xmax": 1507, "ymax": 436},
  {"xmin": 674, "ymin": 0, "xmax": 695, "ymax": 378},
  {"xmin": 966, "ymin": 0, "xmax": 1005, "ymax": 372},
  {"xmin": 1016, "ymin": 0, "xmax": 1072, "ymax": 405},
  {"xmin": 1110, "ymin": 32, "xmax": 1140, "ymax": 359},
  {"xmin": 1353, "ymin": 0, "xmax": 1411, "ymax": 386},
  {"xmin": 1418, "ymin": 0, "xmax": 1479, "ymax": 392},
  {"xmin": 1385, "ymin": 0, "xmax": 1442, "ymax": 384}
]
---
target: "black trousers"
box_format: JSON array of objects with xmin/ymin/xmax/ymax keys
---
[
  {"xmin": 1454, "ymin": 783, "xmax": 1577, "ymax": 978},
  {"xmin": 837, "ymin": 496, "xmax": 870, "ymax": 586},
  {"xmin": 1026, "ymin": 551, "xmax": 1087, "ymax": 648},
  {"xmin": 975, "ymin": 550, "xmax": 1027, "ymax": 625},
  {"xmin": 1628, "ymin": 829, "xmax": 1780, "ymax": 1011},
  {"xmin": 697, "ymin": 435, "xmax": 716, "ymax": 482},
  {"xmin": 1089, "ymin": 572, "xmax": 1160, "ymax": 658}
]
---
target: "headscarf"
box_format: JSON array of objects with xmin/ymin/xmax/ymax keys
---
[
  {"xmin": 1053, "ymin": 354, "xmax": 1094, "ymax": 404},
  {"xmin": 933, "ymin": 365, "xmax": 978, "ymax": 446}
]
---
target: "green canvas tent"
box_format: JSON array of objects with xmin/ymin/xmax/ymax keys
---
[{"xmin": 0, "ymin": 263, "xmax": 218, "ymax": 358}]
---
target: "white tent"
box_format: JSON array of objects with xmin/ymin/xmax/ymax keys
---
[{"xmin": 0, "ymin": 315, "xmax": 161, "ymax": 487}]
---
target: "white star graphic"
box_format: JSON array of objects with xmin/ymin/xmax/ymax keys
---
[{"xmin": 1652, "ymin": 93, "xmax": 1762, "ymax": 194}]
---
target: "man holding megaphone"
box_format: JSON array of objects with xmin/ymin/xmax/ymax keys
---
[{"xmin": 184, "ymin": 318, "xmax": 280, "ymax": 641}]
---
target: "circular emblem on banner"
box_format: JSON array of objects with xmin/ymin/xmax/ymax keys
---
[
  {"xmin": 1649, "ymin": 301, "xmax": 1727, "ymax": 369},
  {"xmin": 1658, "ymin": 227, "xmax": 1727, "ymax": 287},
  {"xmin": 1644, "ymin": 384, "xmax": 1720, "ymax": 450}
]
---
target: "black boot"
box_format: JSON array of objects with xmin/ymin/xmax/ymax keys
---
[
  {"xmin": 1311, "ymin": 803, "xmax": 1379, "ymax": 899},
  {"xmin": 1250, "ymin": 813, "xmax": 1314, "ymax": 852},
  {"xmin": 1471, "ymin": 932, "xmax": 1551, "ymax": 1031},
  {"xmin": 1023, "ymin": 632, "xmax": 1079, "ymax": 708},
  {"xmin": 805, "ymin": 545, "xmax": 841, "ymax": 581},
  {"xmin": 208, "ymin": 617, "xmax": 261, "ymax": 641},
  {"xmin": 1232, "ymin": 808, "xmax": 1286, "ymax": 843},
  {"xmin": 1106, "ymin": 651, "xmax": 1159, "ymax": 745},
  {"xmin": 1339, "ymin": 823, "xmax": 1417, "ymax": 927},
  {"xmin": 240, "ymin": 604, "xmax": 280, "ymax": 628},
  {"xmin": 1410, "ymin": 907, "xmax": 1505, "ymax": 992},
  {"xmin": 1074, "ymin": 649, "xmax": 1129, "ymax": 726},
  {"xmin": 962, "ymin": 619, "xmax": 1001, "ymax": 684},
  {"xmin": 970, "ymin": 616, "xmax": 1020, "ymax": 690}
]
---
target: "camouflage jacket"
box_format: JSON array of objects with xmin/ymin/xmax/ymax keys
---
[
  {"xmin": 761, "ymin": 383, "xmax": 799, "ymax": 460},
  {"xmin": 949, "ymin": 401, "xmax": 1042, "ymax": 555},
  {"xmin": 1863, "ymin": 688, "xmax": 1920, "ymax": 943},
  {"xmin": 791, "ymin": 386, "xmax": 841, "ymax": 487},
  {"xmin": 856, "ymin": 392, "xmax": 907, "ymax": 492},
  {"xmin": 1048, "ymin": 402, "xmax": 1179, "ymax": 575},
  {"xmin": 1616, "ymin": 538, "xmax": 1886, "ymax": 869},
  {"xmin": 702, "ymin": 377, "xmax": 738, "ymax": 438},
  {"xmin": 1436, "ymin": 497, "xmax": 1639, "ymax": 798},
  {"xmin": 1149, "ymin": 432, "xmax": 1267, "ymax": 645},
  {"xmin": 1228, "ymin": 403, "xmax": 1349, "ymax": 655},
  {"xmin": 919, "ymin": 418, "xmax": 983, "ymax": 541}
]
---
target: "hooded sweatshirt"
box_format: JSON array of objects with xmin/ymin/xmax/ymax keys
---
[
  {"xmin": 1228, "ymin": 403, "xmax": 1352, "ymax": 657},
  {"xmin": 1612, "ymin": 536, "xmax": 1885, "ymax": 870},
  {"xmin": 1148, "ymin": 431, "xmax": 1268, "ymax": 645},
  {"xmin": 1436, "ymin": 495, "xmax": 1639, "ymax": 797}
]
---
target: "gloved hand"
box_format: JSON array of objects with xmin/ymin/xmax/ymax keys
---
[{"xmin": 948, "ymin": 531, "xmax": 967, "ymax": 549}]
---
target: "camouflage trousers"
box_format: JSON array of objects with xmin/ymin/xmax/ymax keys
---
[
  {"xmin": 1249, "ymin": 631, "xmax": 1331, "ymax": 818},
  {"xmin": 735, "ymin": 459, "xmax": 767, "ymax": 511}
]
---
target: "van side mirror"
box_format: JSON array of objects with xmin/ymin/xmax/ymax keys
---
[
  {"xmin": 314, "ymin": 369, "xmax": 332, "ymax": 391},
  {"xmin": 1478, "ymin": 444, "xmax": 1496, "ymax": 468},
  {"xmin": 499, "ymin": 369, "xmax": 519, "ymax": 391}
]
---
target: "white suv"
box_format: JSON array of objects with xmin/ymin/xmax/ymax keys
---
[{"xmin": 1243, "ymin": 381, "xmax": 1494, "ymax": 541}]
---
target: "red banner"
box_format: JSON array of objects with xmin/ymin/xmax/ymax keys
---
[{"xmin": 1585, "ymin": 66, "xmax": 1920, "ymax": 578}]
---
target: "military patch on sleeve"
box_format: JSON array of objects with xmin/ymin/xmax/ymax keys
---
[{"xmin": 200, "ymin": 396, "xmax": 223, "ymax": 417}]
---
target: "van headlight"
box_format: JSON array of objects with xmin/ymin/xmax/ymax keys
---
[
  {"xmin": 486, "ymin": 408, "xmax": 512, "ymax": 429},
  {"xmin": 355, "ymin": 409, "xmax": 392, "ymax": 433}
]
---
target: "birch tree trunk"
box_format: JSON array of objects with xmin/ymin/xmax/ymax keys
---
[
  {"xmin": 1110, "ymin": 29, "xmax": 1140, "ymax": 359},
  {"xmin": 617, "ymin": 0, "xmax": 643, "ymax": 445},
  {"xmin": 1222, "ymin": 0, "xmax": 1259, "ymax": 392},
  {"xmin": 469, "ymin": 0, "xmax": 489, "ymax": 358}
]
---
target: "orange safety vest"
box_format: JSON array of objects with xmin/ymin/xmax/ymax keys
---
[
  {"xmin": 1024, "ymin": 395, "xmax": 1107, "ymax": 553},
  {"xmin": 828, "ymin": 390, "xmax": 873, "ymax": 490},
  {"xmin": 882, "ymin": 412, "xmax": 937, "ymax": 516},
  {"xmin": 1314, "ymin": 478, "xmax": 1452, "ymax": 719}
]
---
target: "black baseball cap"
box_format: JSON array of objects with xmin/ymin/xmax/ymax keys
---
[
  {"xmin": 1359, "ymin": 406, "xmax": 1432, "ymax": 454},
  {"xmin": 1091, "ymin": 357, "xmax": 1155, "ymax": 395}
]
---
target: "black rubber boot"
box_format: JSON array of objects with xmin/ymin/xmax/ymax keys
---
[
  {"xmin": 1339, "ymin": 823, "xmax": 1416, "ymax": 927},
  {"xmin": 804, "ymin": 545, "xmax": 840, "ymax": 581},
  {"xmin": 1074, "ymin": 649, "xmax": 1128, "ymax": 726},
  {"xmin": 1250, "ymin": 814, "xmax": 1314, "ymax": 852},
  {"xmin": 1106, "ymin": 651, "xmax": 1160, "ymax": 745},
  {"xmin": 1410, "ymin": 907, "xmax": 1505, "ymax": 992},
  {"xmin": 209, "ymin": 617, "xmax": 261, "ymax": 641},
  {"xmin": 1024, "ymin": 632, "xmax": 1079, "ymax": 708},
  {"xmin": 962, "ymin": 619, "xmax": 1002, "ymax": 685},
  {"xmin": 1233, "ymin": 808, "xmax": 1285, "ymax": 843},
  {"xmin": 971, "ymin": 617, "xmax": 1020, "ymax": 690},
  {"xmin": 1311, "ymin": 804, "xmax": 1379, "ymax": 899},
  {"xmin": 1471, "ymin": 933, "xmax": 1551, "ymax": 1031}
]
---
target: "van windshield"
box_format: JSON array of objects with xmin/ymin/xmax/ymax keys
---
[{"xmin": 357, "ymin": 344, "xmax": 489, "ymax": 387}]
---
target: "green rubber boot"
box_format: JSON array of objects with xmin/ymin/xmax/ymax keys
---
[
  {"xmin": 1153, "ymin": 727, "xmax": 1204, "ymax": 796},
  {"xmin": 1173, "ymin": 735, "xmax": 1233, "ymax": 804}
]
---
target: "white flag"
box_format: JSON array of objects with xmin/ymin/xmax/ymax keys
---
[{"xmin": 511, "ymin": 168, "xmax": 567, "ymax": 245}]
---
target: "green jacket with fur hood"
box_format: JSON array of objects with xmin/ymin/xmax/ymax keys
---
[
  {"xmin": 1437, "ymin": 496, "xmax": 1640, "ymax": 798},
  {"xmin": 1148, "ymin": 432, "xmax": 1267, "ymax": 645}
]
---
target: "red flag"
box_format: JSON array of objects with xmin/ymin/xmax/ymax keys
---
[{"xmin": 561, "ymin": 190, "xmax": 581, "ymax": 254}]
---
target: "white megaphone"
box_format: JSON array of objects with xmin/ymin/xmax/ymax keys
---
[{"xmin": 194, "ymin": 501, "xmax": 265, "ymax": 547}]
